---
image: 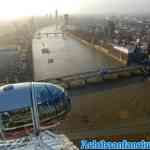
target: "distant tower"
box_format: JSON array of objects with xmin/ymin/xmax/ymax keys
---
[
  {"xmin": 55, "ymin": 9, "xmax": 58, "ymax": 30},
  {"xmin": 107, "ymin": 20, "xmax": 115, "ymax": 39},
  {"xmin": 64, "ymin": 14, "xmax": 69, "ymax": 26}
]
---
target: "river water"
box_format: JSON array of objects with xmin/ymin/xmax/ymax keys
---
[{"xmin": 32, "ymin": 27, "xmax": 121, "ymax": 81}]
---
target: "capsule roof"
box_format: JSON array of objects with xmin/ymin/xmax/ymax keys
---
[{"xmin": 0, "ymin": 82, "xmax": 64, "ymax": 112}]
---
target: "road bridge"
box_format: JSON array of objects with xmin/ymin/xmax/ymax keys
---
[
  {"xmin": 35, "ymin": 32, "xmax": 65, "ymax": 38},
  {"xmin": 42, "ymin": 65, "xmax": 144, "ymax": 90}
]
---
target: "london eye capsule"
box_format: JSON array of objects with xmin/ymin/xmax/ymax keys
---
[{"xmin": 0, "ymin": 82, "xmax": 71, "ymax": 140}]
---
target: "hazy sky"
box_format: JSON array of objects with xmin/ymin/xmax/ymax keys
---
[{"xmin": 0, "ymin": 0, "xmax": 150, "ymax": 20}]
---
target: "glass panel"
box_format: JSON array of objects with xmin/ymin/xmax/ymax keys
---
[
  {"xmin": 35, "ymin": 84, "xmax": 51, "ymax": 104},
  {"xmin": 46, "ymin": 84, "xmax": 71, "ymax": 119},
  {"xmin": 0, "ymin": 107, "xmax": 33, "ymax": 140},
  {"xmin": 34, "ymin": 83, "xmax": 71, "ymax": 128},
  {"xmin": 34, "ymin": 84, "xmax": 57, "ymax": 127}
]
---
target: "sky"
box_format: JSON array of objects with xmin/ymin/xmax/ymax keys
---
[{"xmin": 0, "ymin": 0, "xmax": 150, "ymax": 20}]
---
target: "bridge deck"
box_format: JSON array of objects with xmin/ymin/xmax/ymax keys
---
[{"xmin": 41, "ymin": 65, "xmax": 144, "ymax": 89}]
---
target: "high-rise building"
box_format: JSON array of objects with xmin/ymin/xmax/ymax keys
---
[
  {"xmin": 64, "ymin": 14, "xmax": 69, "ymax": 26},
  {"xmin": 55, "ymin": 9, "xmax": 58, "ymax": 30}
]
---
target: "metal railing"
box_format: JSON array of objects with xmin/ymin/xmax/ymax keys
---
[{"xmin": 41, "ymin": 65, "xmax": 144, "ymax": 88}]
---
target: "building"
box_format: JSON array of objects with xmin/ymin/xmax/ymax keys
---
[
  {"xmin": 64, "ymin": 14, "xmax": 69, "ymax": 26},
  {"xmin": 0, "ymin": 48, "xmax": 18, "ymax": 81}
]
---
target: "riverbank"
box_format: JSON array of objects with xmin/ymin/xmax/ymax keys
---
[{"xmin": 66, "ymin": 31, "xmax": 127, "ymax": 64}]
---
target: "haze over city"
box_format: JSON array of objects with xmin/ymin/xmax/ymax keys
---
[
  {"xmin": 1, "ymin": 0, "xmax": 150, "ymax": 149},
  {"xmin": 0, "ymin": 0, "xmax": 150, "ymax": 21}
]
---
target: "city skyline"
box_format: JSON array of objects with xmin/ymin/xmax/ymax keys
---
[{"xmin": 0, "ymin": 0, "xmax": 150, "ymax": 21}]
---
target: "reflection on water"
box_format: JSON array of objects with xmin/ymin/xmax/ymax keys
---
[{"xmin": 33, "ymin": 30, "xmax": 121, "ymax": 81}]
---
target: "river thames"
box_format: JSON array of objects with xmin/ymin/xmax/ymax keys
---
[{"xmin": 32, "ymin": 27, "xmax": 120, "ymax": 81}]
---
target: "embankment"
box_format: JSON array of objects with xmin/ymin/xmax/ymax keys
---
[{"xmin": 66, "ymin": 31, "xmax": 127, "ymax": 64}]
